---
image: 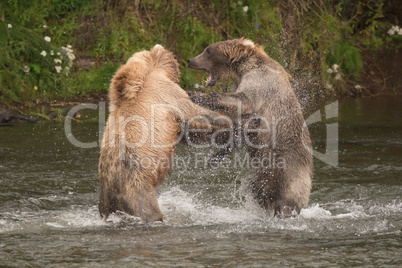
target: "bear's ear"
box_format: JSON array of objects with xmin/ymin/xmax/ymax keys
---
[
  {"xmin": 112, "ymin": 69, "xmax": 130, "ymax": 99},
  {"xmin": 223, "ymin": 38, "xmax": 257, "ymax": 63},
  {"xmin": 109, "ymin": 63, "xmax": 147, "ymax": 106},
  {"xmin": 149, "ymin": 45, "xmax": 179, "ymax": 83},
  {"xmin": 152, "ymin": 44, "xmax": 164, "ymax": 50},
  {"xmin": 110, "ymin": 68, "xmax": 132, "ymax": 105},
  {"xmin": 239, "ymin": 38, "xmax": 255, "ymax": 48}
]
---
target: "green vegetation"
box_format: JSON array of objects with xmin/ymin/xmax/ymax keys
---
[{"xmin": 0, "ymin": 0, "xmax": 400, "ymax": 106}]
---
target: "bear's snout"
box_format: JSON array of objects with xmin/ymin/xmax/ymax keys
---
[{"xmin": 187, "ymin": 57, "xmax": 201, "ymax": 70}]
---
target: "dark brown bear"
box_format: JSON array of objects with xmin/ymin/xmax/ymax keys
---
[
  {"xmin": 187, "ymin": 38, "xmax": 313, "ymax": 217},
  {"xmin": 99, "ymin": 45, "xmax": 229, "ymax": 222}
]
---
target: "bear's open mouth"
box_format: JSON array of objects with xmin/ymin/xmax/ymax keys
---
[
  {"xmin": 196, "ymin": 69, "xmax": 215, "ymax": 87},
  {"xmin": 187, "ymin": 62, "xmax": 216, "ymax": 87},
  {"xmin": 204, "ymin": 71, "xmax": 217, "ymax": 87}
]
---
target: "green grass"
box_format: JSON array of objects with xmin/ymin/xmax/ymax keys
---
[{"xmin": 0, "ymin": 0, "xmax": 400, "ymax": 106}]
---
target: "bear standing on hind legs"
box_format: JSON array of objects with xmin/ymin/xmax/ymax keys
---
[
  {"xmin": 99, "ymin": 45, "xmax": 230, "ymax": 222},
  {"xmin": 187, "ymin": 38, "xmax": 313, "ymax": 217}
]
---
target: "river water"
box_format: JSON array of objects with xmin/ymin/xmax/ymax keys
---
[{"xmin": 0, "ymin": 96, "xmax": 401, "ymax": 267}]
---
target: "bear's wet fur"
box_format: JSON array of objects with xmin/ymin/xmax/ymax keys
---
[
  {"xmin": 99, "ymin": 45, "xmax": 229, "ymax": 222},
  {"xmin": 187, "ymin": 38, "xmax": 313, "ymax": 217}
]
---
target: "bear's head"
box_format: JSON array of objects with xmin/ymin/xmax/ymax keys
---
[
  {"xmin": 147, "ymin": 44, "xmax": 180, "ymax": 84},
  {"xmin": 122, "ymin": 44, "xmax": 180, "ymax": 86},
  {"xmin": 187, "ymin": 38, "xmax": 263, "ymax": 87},
  {"xmin": 109, "ymin": 45, "xmax": 179, "ymax": 111}
]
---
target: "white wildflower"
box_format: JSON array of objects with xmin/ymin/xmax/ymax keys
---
[
  {"xmin": 44, "ymin": 36, "xmax": 51, "ymax": 42},
  {"xmin": 57, "ymin": 52, "xmax": 61, "ymax": 56},
  {"xmin": 62, "ymin": 46, "xmax": 72, "ymax": 53},
  {"xmin": 387, "ymin": 25, "xmax": 400, "ymax": 36},
  {"xmin": 65, "ymin": 66, "xmax": 70, "ymax": 76},
  {"xmin": 7, "ymin": 24, "xmax": 12, "ymax": 28},
  {"xmin": 23, "ymin": 65, "xmax": 30, "ymax": 73},
  {"xmin": 332, "ymin": 64, "xmax": 339, "ymax": 72},
  {"xmin": 40, "ymin": 51, "xmax": 47, "ymax": 57},
  {"xmin": 50, "ymin": 50, "xmax": 54, "ymax": 56},
  {"xmin": 62, "ymin": 46, "xmax": 75, "ymax": 63},
  {"xmin": 325, "ymin": 82, "xmax": 333, "ymax": 90},
  {"xmin": 68, "ymin": 53, "xmax": 75, "ymax": 61},
  {"xmin": 243, "ymin": 6, "xmax": 249, "ymax": 12},
  {"xmin": 327, "ymin": 68, "xmax": 333, "ymax": 74},
  {"xmin": 335, "ymin": 73, "xmax": 341, "ymax": 80},
  {"xmin": 54, "ymin": 59, "xmax": 62, "ymax": 64},
  {"xmin": 55, "ymin": 66, "xmax": 62, "ymax": 73},
  {"xmin": 355, "ymin": 85, "xmax": 361, "ymax": 90},
  {"xmin": 398, "ymin": 28, "xmax": 402, "ymax": 35},
  {"xmin": 43, "ymin": 25, "xmax": 47, "ymax": 28}
]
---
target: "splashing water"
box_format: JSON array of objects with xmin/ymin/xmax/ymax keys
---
[{"xmin": 0, "ymin": 96, "xmax": 401, "ymax": 266}]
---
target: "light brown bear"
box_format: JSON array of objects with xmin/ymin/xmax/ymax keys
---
[
  {"xmin": 99, "ymin": 45, "xmax": 229, "ymax": 222},
  {"xmin": 187, "ymin": 38, "xmax": 313, "ymax": 217}
]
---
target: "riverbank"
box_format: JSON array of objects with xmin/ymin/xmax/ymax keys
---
[
  {"xmin": 0, "ymin": 93, "xmax": 107, "ymax": 123},
  {"xmin": 2, "ymin": 48, "xmax": 402, "ymax": 123},
  {"xmin": 1, "ymin": 84, "xmax": 400, "ymax": 124}
]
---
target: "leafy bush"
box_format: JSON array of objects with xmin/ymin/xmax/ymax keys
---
[
  {"xmin": 0, "ymin": 21, "xmax": 73, "ymax": 103},
  {"xmin": 328, "ymin": 41, "xmax": 363, "ymax": 76},
  {"xmin": 0, "ymin": 0, "xmax": 400, "ymax": 105}
]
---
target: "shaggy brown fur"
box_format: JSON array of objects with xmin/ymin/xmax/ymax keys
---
[
  {"xmin": 187, "ymin": 38, "xmax": 313, "ymax": 217},
  {"xmin": 99, "ymin": 45, "xmax": 229, "ymax": 222}
]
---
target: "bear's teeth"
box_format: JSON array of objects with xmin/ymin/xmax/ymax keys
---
[{"xmin": 206, "ymin": 73, "xmax": 212, "ymax": 86}]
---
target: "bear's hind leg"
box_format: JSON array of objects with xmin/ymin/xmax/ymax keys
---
[
  {"xmin": 99, "ymin": 187, "xmax": 114, "ymax": 220},
  {"xmin": 250, "ymin": 172, "xmax": 277, "ymax": 213},
  {"xmin": 251, "ymin": 168, "xmax": 308, "ymax": 218},
  {"xmin": 275, "ymin": 168, "xmax": 312, "ymax": 217},
  {"xmin": 121, "ymin": 188, "xmax": 163, "ymax": 222},
  {"xmin": 274, "ymin": 198, "xmax": 301, "ymax": 218}
]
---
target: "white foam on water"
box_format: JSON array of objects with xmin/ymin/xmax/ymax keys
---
[
  {"xmin": 302, "ymin": 200, "xmax": 402, "ymax": 235},
  {"xmin": 300, "ymin": 204, "xmax": 332, "ymax": 219},
  {"xmin": 158, "ymin": 187, "xmax": 383, "ymax": 227},
  {"xmin": 45, "ymin": 222, "xmax": 64, "ymax": 228},
  {"xmin": 58, "ymin": 206, "xmax": 107, "ymax": 227},
  {"xmin": 0, "ymin": 191, "xmax": 400, "ymax": 235},
  {"xmin": 369, "ymin": 200, "xmax": 402, "ymax": 214},
  {"xmin": 158, "ymin": 186, "xmax": 314, "ymax": 232},
  {"xmin": 158, "ymin": 186, "xmax": 264, "ymax": 226},
  {"xmin": 334, "ymin": 203, "xmax": 368, "ymax": 219},
  {"xmin": 0, "ymin": 219, "xmax": 15, "ymax": 233},
  {"xmin": 0, "ymin": 204, "xmax": 107, "ymax": 233}
]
